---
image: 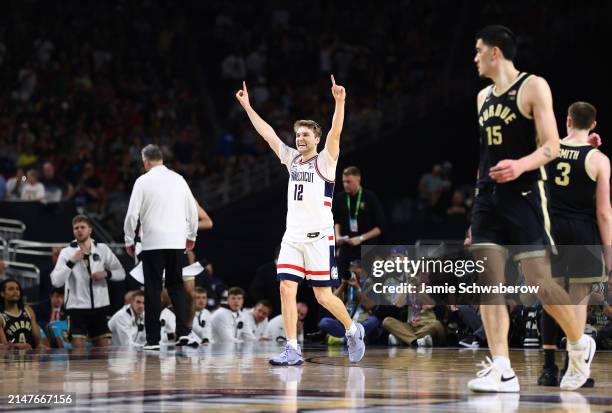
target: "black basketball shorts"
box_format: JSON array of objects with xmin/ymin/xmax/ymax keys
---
[
  {"xmin": 551, "ymin": 214, "xmax": 606, "ymax": 284},
  {"xmin": 471, "ymin": 180, "xmax": 555, "ymax": 261},
  {"xmin": 66, "ymin": 306, "xmax": 111, "ymax": 340}
]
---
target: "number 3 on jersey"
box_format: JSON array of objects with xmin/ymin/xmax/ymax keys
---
[
  {"xmin": 293, "ymin": 184, "xmax": 303, "ymax": 201},
  {"xmin": 555, "ymin": 162, "xmax": 571, "ymax": 186}
]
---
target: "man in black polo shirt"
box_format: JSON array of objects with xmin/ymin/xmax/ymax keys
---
[{"xmin": 333, "ymin": 166, "xmax": 385, "ymax": 280}]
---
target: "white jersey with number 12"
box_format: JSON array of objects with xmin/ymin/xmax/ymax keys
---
[{"xmin": 278, "ymin": 143, "xmax": 337, "ymax": 243}]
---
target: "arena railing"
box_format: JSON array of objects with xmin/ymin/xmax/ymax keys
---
[
  {"xmin": 0, "ymin": 237, "xmax": 7, "ymax": 260},
  {"xmin": 7, "ymin": 240, "xmax": 67, "ymax": 262},
  {"xmin": 0, "ymin": 261, "xmax": 41, "ymax": 302},
  {"xmin": 0, "ymin": 218, "xmax": 26, "ymax": 241}
]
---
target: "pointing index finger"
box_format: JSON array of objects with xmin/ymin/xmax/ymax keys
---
[
  {"xmin": 243, "ymin": 81, "xmax": 247, "ymax": 91},
  {"xmin": 331, "ymin": 74, "xmax": 336, "ymax": 86}
]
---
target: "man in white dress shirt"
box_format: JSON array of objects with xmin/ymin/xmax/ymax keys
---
[
  {"xmin": 124, "ymin": 144, "xmax": 198, "ymax": 350},
  {"xmin": 265, "ymin": 302, "xmax": 308, "ymax": 342},
  {"xmin": 211, "ymin": 287, "xmax": 256, "ymax": 342},
  {"xmin": 245, "ymin": 300, "xmax": 273, "ymax": 340},
  {"xmin": 189, "ymin": 287, "xmax": 212, "ymax": 345},
  {"xmin": 108, "ymin": 290, "xmax": 146, "ymax": 347}
]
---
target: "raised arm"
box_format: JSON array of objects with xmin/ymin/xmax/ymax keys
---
[
  {"xmin": 489, "ymin": 77, "xmax": 560, "ymax": 183},
  {"xmin": 324, "ymin": 75, "xmax": 346, "ymax": 161},
  {"xmin": 235, "ymin": 81, "xmax": 284, "ymax": 157}
]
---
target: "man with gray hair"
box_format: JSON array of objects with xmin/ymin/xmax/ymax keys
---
[{"xmin": 124, "ymin": 144, "xmax": 199, "ymax": 350}]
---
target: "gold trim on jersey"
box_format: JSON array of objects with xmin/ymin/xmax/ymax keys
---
[
  {"xmin": 514, "ymin": 249, "xmax": 547, "ymax": 261},
  {"xmin": 539, "ymin": 166, "xmax": 548, "ymax": 181},
  {"xmin": 560, "ymin": 138, "xmax": 593, "ymax": 147},
  {"xmin": 584, "ymin": 148, "xmax": 600, "ymax": 182},
  {"xmin": 537, "ymin": 180, "xmax": 556, "ymax": 250},
  {"xmin": 477, "ymin": 85, "xmax": 494, "ymax": 113},
  {"xmin": 569, "ymin": 270, "xmax": 608, "ymax": 285},
  {"xmin": 2, "ymin": 309, "xmax": 23, "ymax": 318},
  {"xmin": 468, "ymin": 243, "xmax": 509, "ymax": 258},
  {"xmin": 535, "ymin": 132, "xmax": 548, "ymax": 181},
  {"xmin": 492, "ymin": 72, "xmax": 527, "ymax": 97},
  {"xmin": 516, "ymin": 74, "xmax": 534, "ymax": 120}
]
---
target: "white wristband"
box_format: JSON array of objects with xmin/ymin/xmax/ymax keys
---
[{"xmin": 359, "ymin": 235, "xmax": 364, "ymax": 242}]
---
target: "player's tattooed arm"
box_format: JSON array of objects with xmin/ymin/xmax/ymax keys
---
[{"xmin": 514, "ymin": 76, "xmax": 560, "ymax": 173}]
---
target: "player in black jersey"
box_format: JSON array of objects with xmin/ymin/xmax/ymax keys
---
[
  {"xmin": 467, "ymin": 25, "xmax": 594, "ymax": 393},
  {"xmin": 538, "ymin": 102, "xmax": 611, "ymax": 387},
  {"xmin": 0, "ymin": 278, "xmax": 47, "ymax": 350}
]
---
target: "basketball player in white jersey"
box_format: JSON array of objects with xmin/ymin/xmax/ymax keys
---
[{"xmin": 235, "ymin": 76, "xmax": 366, "ymax": 365}]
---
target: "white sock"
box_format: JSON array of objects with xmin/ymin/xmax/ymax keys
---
[
  {"xmin": 568, "ymin": 334, "xmax": 588, "ymax": 351},
  {"xmin": 493, "ymin": 356, "xmax": 512, "ymax": 372},
  {"xmin": 346, "ymin": 322, "xmax": 358, "ymax": 336},
  {"xmin": 287, "ymin": 339, "xmax": 298, "ymax": 350}
]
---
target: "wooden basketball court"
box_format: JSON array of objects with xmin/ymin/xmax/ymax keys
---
[{"xmin": 1, "ymin": 344, "xmax": 610, "ymax": 412}]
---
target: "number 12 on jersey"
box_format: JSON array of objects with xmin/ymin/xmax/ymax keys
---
[{"xmin": 293, "ymin": 184, "xmax": 303, "ymax": 201}]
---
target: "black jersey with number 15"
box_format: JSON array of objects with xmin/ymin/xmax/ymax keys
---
[{"xmin": 478, "ymin": 73, "xmax": 544, "ymax": 187}]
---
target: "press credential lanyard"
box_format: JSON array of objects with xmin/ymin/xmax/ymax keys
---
[{"xmin": 346, "ymin": 188, "xmax": 362, "ymax": 233}]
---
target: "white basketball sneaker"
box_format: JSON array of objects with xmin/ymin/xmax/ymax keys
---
[
  {"xmin": 468, "ymin": 357, "xmax": 520, "ymax": 393},
  {"xmin": 560, "ymin": 335, "xmax": 596, "ymax": 391}
]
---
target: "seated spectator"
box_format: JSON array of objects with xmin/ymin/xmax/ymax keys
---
[
  {"xmin": 245, "ymin": 300, "xmax": 273, "ymax": 340},
  {"xmin": 0, "ymin": 278, "xmax": 48, "ymax": 349},
  {"xmin": 34, "ymin": 287, "xmax": 66, "ymax": 328},
  {"xmin": 20, "ymin": 169, "xmax": 45, "ymax": 201},
  {"xmin": 446, "ymin": 190, "xmax": 467, "ymax": 216},
  {"xmin": 452, "ymin": 305, "xmax": 486, "ymax": 348},
  {"xmin": 5, "ymin": 168, "xmax": 25, "ymax": 200},
  {"xmin": 587, "ymin": 301, "xmax": 612, "ymax": 350},
  {"xmin": 37, "ymin": 324, "xmax": 52, "ymax": 348},
  {"xmin": 383, "ymin": 303, "xmax": 446, "ymax": 347},
  {"xmin": 188, "ymin": 287, "xmax": 212, "ymax": 345},
  {"xmin": 46, "ymin": 319, "xmax": 71, "ymax": 349},
  {"xmin": 319, "ymin": 260, "xmax": 382, "ymax": 344},
  {"xmin": 108, "ymin": 290, "xmax": 146, "ymax": 347},
  {"xmin": 196, "ymin": 259, "xmax": 226, "ymax": 309},
  {"xmin": 264, "ymin": 302, "xmax": 308, "ymax": 342},
  {"xmin": 74, "ymin": 162, "xmax": 103, "ymax": 212},
  {"xmin": 41, "ymin": 161, "xmax": 74, "ymax": 202},
  {"xmin": 418, "ymin": 164, "xmax": 451, "ymax": 212},
  {"xmin": 210, "ymin": 287, "xmax": 256, "ymax": 342}
]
